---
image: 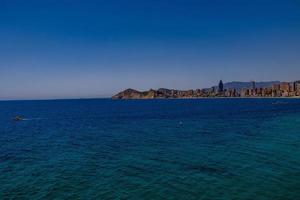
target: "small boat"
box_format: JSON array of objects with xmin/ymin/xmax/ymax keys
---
[{"xmin": 13, "ymin": 116, "xmax": 24, "ymax": 121}]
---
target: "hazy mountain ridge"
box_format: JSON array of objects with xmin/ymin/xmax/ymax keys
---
[{"xmin": 212, "ymin": 81, "xmax": 281, "ymax": 92}]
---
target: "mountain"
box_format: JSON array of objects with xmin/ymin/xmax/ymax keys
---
[{"xmin": 112, "ymin": 88, "xmax": 156, "ymax": 99}]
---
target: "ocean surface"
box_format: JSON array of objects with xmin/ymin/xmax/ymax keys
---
[{"xmin": 0, "ymin": 98, "xmax": 300, "ymax": 199}]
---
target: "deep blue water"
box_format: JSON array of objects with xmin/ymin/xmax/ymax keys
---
[{"xmin": 0, "ymin": 98, "xmax": 300, "ymax": 199}]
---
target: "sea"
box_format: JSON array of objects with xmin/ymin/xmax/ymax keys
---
[{"xmin": 0, "ymin": 98, "xmax": 300, "ymax": 199}]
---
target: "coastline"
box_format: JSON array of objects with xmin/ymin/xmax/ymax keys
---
[
  {"xmin": 1, "ymin": 96, "xmax": 299, "ymax": 102},
  {"xmin": 112, "ymin": 81, "xmax": 300, "ymax": 99},
  {"xmin": 111, "ymin": 96, "xmax": 300, "ymax": 100}
]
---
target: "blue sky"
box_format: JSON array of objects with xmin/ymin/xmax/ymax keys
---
[{"xmin": 1, "ymin": 0, "xmax": 300, "ymax": 99}]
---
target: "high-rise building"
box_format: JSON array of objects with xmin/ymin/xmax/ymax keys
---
[
  {"xmin": 218, "ymin": 80, "xmax": 224, "ymax": 93},
  {"xmin": 280, "ymin": 82, "xmax": 290, "ymax": 92},
  {"xmin": 251, "ymin": 81, "xmax": 256, "ymax": 90},
  {"xmin": 272, "ymin": 84, "xmax": 280, "ymax": 90},
  {"xmin": 290, "ymin": 82, "xmax": 296, "ymax": 92},
  {"xmin": 272, "ymin": 84, "xmax": 280, "ymax": 97},
  {"xmin": 295, "ymin": 81, "xmax": 300, "ymax": 95},
  {"xmin": 240, "ymin": 89, "xmax": 249, "ymax": 97}
]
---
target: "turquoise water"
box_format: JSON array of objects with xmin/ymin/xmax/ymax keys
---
[{"xmin": 0, "ymin": 99, "xmax": 300, "ymax": 199}]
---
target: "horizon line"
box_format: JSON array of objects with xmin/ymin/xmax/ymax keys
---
[{"xmin": 1, "ymin": 79, "xmax": 299, "ymax": 101}]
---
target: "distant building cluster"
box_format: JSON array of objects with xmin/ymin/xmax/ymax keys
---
[
  {"xmin": 112, "ymin": 80, "xmax": 300, "ymax": 99},
  {"xmin": 159, "ymin": 80, "xmax": 300, "ymax": 98},
  {"xmin": 214, "ymin": 80, "xmax": 300, "ymax": 98}
]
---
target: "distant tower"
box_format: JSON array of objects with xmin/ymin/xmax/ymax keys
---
[
  {"xmin": 251, "ymin": 81, "xmax": 256, "ymax": 90},
  {"xmin": 218, "ymin": 80, "xmax": 224, "ymax": 93}
]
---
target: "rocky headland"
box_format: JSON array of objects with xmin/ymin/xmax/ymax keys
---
[{"xmin": 112, "ymin": 88, "xmax": 196, "ymax": 99}]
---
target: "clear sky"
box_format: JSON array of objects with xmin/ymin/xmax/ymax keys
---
[{"xmin": 1, "ymin": 0, "xmax": 300, "ymax": 100}]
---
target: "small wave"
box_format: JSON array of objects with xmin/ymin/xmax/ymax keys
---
[
  {"xmin": 272, "ymin": 101, "xmax": 288, "ymax": 105},
  {"xmin": 22, "ymin": 118, "xmax": 44, "ymax": 121}
]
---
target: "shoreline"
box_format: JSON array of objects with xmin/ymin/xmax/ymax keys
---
[
  {"xmin": 1, "ymin": 97, "xmax": 300, "ymax": 102},
  {"xmin": 112, "ymin": 96, "xmax": 300, "ymax": 100}
]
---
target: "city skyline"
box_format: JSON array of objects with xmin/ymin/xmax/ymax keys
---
[
  {"xmin": 112, "ymin": 79, "xmax": 300, "ymax": 99},
  {"xmin": 1, "ymin": 0, "xmax": 300, "ymax": 100}
]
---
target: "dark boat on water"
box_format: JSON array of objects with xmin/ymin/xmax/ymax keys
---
[{"xmin": 13, "ymin": 116, "xmax": 24, "ymax": 121}]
